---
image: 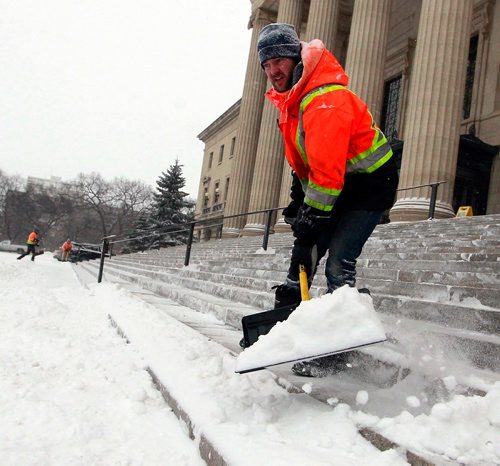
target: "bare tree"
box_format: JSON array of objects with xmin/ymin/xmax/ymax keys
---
[
  {"xmin": 74, "ymin": 173, "xmax": 115, "ymax": 237},
  {"xmin": 3, "ymin": 184, "xmax": 75, "ymax": 248},
  {"xmin": 0, "ymin": 170, "xmax": 25, "ymax": 240},
  {"xmin": 112, "ymin": 177, "xmax": 154, "ymax": 236},
  {"xmin": 75, "ymin": 172, "xmax": 153, "ymax": 239}
]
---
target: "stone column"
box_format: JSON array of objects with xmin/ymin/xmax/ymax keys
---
[
  {"xmin": 304, "ymin": 0, "xmax": 340, "ymax": 52},
  {"xmin": 390, "ymin": 0, "xmax": 473, "ymax": 221},
  {"xmin": 222, "ymin": 10, "xmax": 272, "ymax": 237},
  {"xmin": 274, "ymin": 163, "xmax": 295, "ymax": 232},
  {"xmin": 242, "ymin": 0, "xmax": 303, "ymax": 236},
  {"xmin": 275, "ymin": 0, "xmax": 341, "ymax": 232},
  {"xmin": 344, "ymin": 0, "xmax": 392, "ymax": 123}
]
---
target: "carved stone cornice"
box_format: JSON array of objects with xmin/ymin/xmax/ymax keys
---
[{"xmin": 197, "ymin": 100, "xmax": 241, "ymax": 142}]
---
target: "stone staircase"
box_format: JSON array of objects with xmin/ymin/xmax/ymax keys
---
[{"xmin": 79, "ymin": 215, "xmax": 500, "ymax": 383}]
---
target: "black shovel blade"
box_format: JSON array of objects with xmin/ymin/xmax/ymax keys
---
[
  {"xmin": 235, "ymin": 338, "xmax": 387, "ymax": 374},
  {"xmin": 241, "ymin": 304, "xmax": 298, "ymax": 348}
]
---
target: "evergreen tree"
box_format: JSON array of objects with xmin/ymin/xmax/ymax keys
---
[
  {"xmin": 126, "ymin": 210, "xmax": 156, "ymax": 252},
  {"xmin": 152, "ymin": 159, "xmax": 195, "ymax": 248}
]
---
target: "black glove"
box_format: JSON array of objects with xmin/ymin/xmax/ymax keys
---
[
  {"xmin": 282, "ymin": 200, "xmax": 301, "ymax": 225},
  {"xmin": 282, "ymin": 171, "xmax": 305, "ymax": 226},
  {"xmin": 289, "ymin": 241, "xmax": 314, "ymax": 280},
  {"xmin": 292, "ymin": 205, "xmax": 331, "ymax": 246}
]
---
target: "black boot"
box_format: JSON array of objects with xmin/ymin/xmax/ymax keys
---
[
  {"xmin": 272, "ymin": 283, "xmax": 301, "ymax": 309},
  {"xmin": 291, "ymin": 353, "xmax": 349, "ymax": 377}
]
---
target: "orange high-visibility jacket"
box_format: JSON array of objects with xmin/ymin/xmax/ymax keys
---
[
  {"xmin": 265, "ymin": 40, "xmax": 394, "ymax": 213},
  {"xmin": 62, "ymin": 241, "xmax": 72, "ymax": 252},
  {"xmin": 26, "ymin": 231, "xmax": 38, "ymax": 245}
]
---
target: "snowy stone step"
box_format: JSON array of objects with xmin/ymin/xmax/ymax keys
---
[
  {"xmin": 125, "ymin": 234, "xmax": 498, "ymax": 257},
  {"xmin": 359, "ymin": 251, "xmax": 499, "ymax": 262},
  {"xmin": 106, "ymin": 259, "xmax": 282, "ymax": 295},
  {"xmin": 84, "ymin": 260, "xmax": 276, "ymax": 317},
  {"xmin": 362, "ymin": 240, "xmax": 500, "ymax": 253},
  {"xmin": 360, "ymin": 258, "xmax": 500, "ymax": 274},
  {"xmin": 80, "ymin": 261, "xmax": 258, "ymax": 330},
  {"xmin": 111, "ymin": 255, "xmax": 499, "ymax": 311},
  {"xmin": 90, "ymin": 257, "xmax": 500, "ymax": 375},
  {"xmin": 355, "ymin": 277, "xmax": 499, "ymax": 309},
  {"xmin": 115, "ymin": 254, "xmax": 291, "ymax": 272},
  {"xmin": 85, "ymin": 260, "xmax": 500, "ymax": 375},
  {"xmin": 211, "ymin": 254, "xmax": 488, "ymax": 274},
  {"xmin": 186, "ymin": 263, "xmax": 499, "ymax": 333},
  {"xmin": 372, "ymin": 293, "xmax": 499, "ymax": 335},
  {"xmin": 93, "ymin": 258, "xmax": 499, "ymax": 342},
  {"xmin": 118, "ymin": 234, "xmax": 498, "ymax": 264},
  {"xmin": 101, "ymin": 215, "xmax": 500, "ymax": 375},
  {"xmin": 381, "ymin": 314, "xmax": 500, "ymax": 373},
  {"xmin": 115, "ymin": 252, "xmax": 499, "ymax": 307},
  {"xmin": 127, "ymin": 248, "xmax": 498, "ymax": 267},
  {"xmin": 394, "ymin": 269, "xmax": 500, "ymax": 289},
  {"xmin": 372, "ymin": 215, "xmax": 500, "ymax": 230},
  {"xmin": 371, "ymin": 225, "xmax": 499, "ymax": 237},
  {"xmin": 192, "ymin": 260, "xmax": 500, "ymax": 289}
]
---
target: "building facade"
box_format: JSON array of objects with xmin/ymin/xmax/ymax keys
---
[
  {"xmin": 195, "ymin": 100, "xmax": 240, "ymax": 241},
  {"xmin": 195, "ymin": 0, "xmax": 499, "ymax": 239}
]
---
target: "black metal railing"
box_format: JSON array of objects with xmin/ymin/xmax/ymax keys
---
[
  {"xmin": 395, "ymin": 180, "xmax": 446, "ymax": 220},
  {"xmin": 96, "ymin": 180, "xmax": 446, "ymax": 283}
]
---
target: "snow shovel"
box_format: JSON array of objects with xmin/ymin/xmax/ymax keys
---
[
  {"xmin": 240, "ymin": 265, "xmax": 310, "ymax": 349},
  {"xmin": 236, "ymin": 266, "xmax": 387, "ymax": 374}
]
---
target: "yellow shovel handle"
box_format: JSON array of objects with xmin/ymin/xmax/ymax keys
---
[{"xmin": 299, "ymin": 264, "xmax": 310, "ymax": 301}]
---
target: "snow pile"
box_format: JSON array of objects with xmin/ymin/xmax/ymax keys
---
[
  {"xmin": 0, "ymin": 254, "xmax": 204, "ymax": 466},
  {"xmin": 236, "ymin": 286, "xmax": 386, "ymax": 372},
  {"xmin": 94, "ymin": 282, "xmax": 407, "ymax": 466},
  {"xmin": 2, "ymin": 252, "xmax": 499, "ymax": 465},
  {"xmin": 354, "ymin": 383, "xmax": 500, "ymax": 464}
]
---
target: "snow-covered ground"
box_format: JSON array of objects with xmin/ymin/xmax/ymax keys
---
[
  {"xmin": 1, "ymin": 252, "xmax": 499, "ymax": 465},
  {"xmin": 0, "ymin": 253, "xmax": 204, "ymax": 466}
]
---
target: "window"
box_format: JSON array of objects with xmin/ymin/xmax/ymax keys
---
[
  {"xmin": 224, "ymin": 177, "xmax": 230, "ymax": 200},
  {"xmin": 230, "ymin": 137, "xmax": 236, "ymax": 157},
  {"xmin": 218, "ymin": 145, "xmax": 224, "ymax": 164},
  {"xmin": 380, "ymin": 75, "xmax": 402, "ymax": 140},
  {"xmin": 203, "ymin": 187, "xmax": 209, "ymax": 209},
  {"xmin": 208, "ymin": 152, "xmax": 213, "ymax": 169},
  {"xmin": 495, "ymin": 64, "xmax": 500, "ymax": 111},
  {"xmin": 214, "ymin": 181, "xmax": 220, "ymax": 205},
  {"xmin": 463, "ymin": 35, "xmax": 478, "ymax": 120}
]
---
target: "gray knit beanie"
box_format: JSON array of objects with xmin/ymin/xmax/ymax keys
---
[{"xmin": 257, "ymin": 23, "xmax": 301, "ymax": 66}]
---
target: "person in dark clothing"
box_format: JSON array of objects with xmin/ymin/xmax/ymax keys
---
[
  {"xmin": 257, "ymin": 23, "xmax": 399, "ymax": 376},
  {"xmin": 17, "ymin": 229, "xmax": 40, "ymax": 261}
]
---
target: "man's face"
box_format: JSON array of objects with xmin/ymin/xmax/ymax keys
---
[{"xmin": 262, "ymin": 57, "xmax": 296, "ymax": 92}]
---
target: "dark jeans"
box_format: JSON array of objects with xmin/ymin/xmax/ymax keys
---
[
  {"xmin": 17, "ymin": 244, "xmax": 36, "ymax": 261},
  {"xmin": 286, "ymin": 209, "xmax": 384, "ymax": 292}
]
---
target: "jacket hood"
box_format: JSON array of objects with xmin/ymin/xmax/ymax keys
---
[{"xmin": 265, "ymin": 39, "xmax": 349, "ymax": 112}]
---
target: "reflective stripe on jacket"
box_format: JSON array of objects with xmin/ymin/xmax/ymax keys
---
[
  {"xmin": 266, "ymin": 40, "xmax": 394, "ymax": 213},
  {"xmin": 26, "ymin": 232, "xmax": 38, "ymax": 245}
]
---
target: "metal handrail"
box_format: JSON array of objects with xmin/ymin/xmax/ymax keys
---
[
  {"xmin": 96, "ymin": 180, "xmax": 445, "ymax": 282},
  {"xmin": 396, "ymin": 180, "xmax": 446, "ymax": 220}
]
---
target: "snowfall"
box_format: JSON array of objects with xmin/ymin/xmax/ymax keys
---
[{"xmin": 1, "ymin": 251, "xmax": 499, "ymax": 466}]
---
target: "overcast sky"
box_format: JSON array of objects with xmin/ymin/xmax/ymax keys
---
[{"xmin": 0, "ymin": 1, "xmax": 252, "ymax": 199}]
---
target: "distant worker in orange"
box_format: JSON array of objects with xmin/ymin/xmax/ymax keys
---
[
  {"xmin": 61, "ymin": 238, "xmax": 73, "ymax": 262},
  {"xmin": 17, "ymin": 228, "xmax": 40, "ymax": 261}
]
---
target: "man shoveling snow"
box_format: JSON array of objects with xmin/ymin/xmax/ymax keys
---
[{"xmin": 252, "ymin": 24, "xmax": 398, "ymax": 376}]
